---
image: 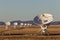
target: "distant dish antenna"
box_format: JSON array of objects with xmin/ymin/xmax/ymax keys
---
[
  {"xmin": 27, "ymin": 23, "xmax": 30, "ymax": 26},
  {"xmin": 20, "ymin": 23, "xmax": 23, "ymax": 26},
  {"xmin": 38, "ymin": 13, "xmax": 53, "ymax": 34},
  {"xmin": 24, "ymin": 23, "xmax": 27, "ymax": 27},
  {"xmin": 6, "ymin": 22, "xmax": 10, "ymax": 26},
  {"xmin": 29, "ymin": 24, "xmax": 32, "ymax": 26},
  {"xmin": 24, "ymin": 23, "xmax": 27, "ymax": 26},
  {"xmin": 5, "ymin": 22, "xmax": 11, "ymax": 30},
  {"xmin": 13, "ymin": 22, "xmax": 18, "ymax": 29},
  {"xmin": 20, "ymin": 23, "xmax": 23, "ymax": 27}
]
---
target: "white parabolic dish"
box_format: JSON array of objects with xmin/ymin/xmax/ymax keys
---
[{"xmin": 38, "ymin": 13, "xmax": 53, "ymax": 24}]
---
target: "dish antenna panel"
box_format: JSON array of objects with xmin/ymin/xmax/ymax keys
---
[{"xmin": 38, "ymin": 13, "xmax": 53, "ymax": 34}]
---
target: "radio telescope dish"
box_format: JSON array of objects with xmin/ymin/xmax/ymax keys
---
[
  {"xmin": 38, "ymin": 13, "xmax": 53, "ymax": 34},
  {"xmin": 14, "ymin": 22, "xmax": 18, "ymax": 26},
  {"xmin": 20, "ymin": 23, "xmax": 23, "ymax": 26},
  {"xmin": 20, "ymin": 23, "xmax": 23, "ymax": 27},
  {"xmin": 5, "ymin": 21, "xmax": 11, "ymax": 30},
  {"xmin": 24, "ymin": 23, "xmax": 27, "ymax": 26},
  {"xmin": 5, "ymin": 22, "xmax": 10, "ymax": 26},
  {"xmin": 38, "ymin": 13, "xmax": 53, "ymax": 24},
  {"xmin": 13, "ymin": 22, "xmax": 18, "ymax": 29}
]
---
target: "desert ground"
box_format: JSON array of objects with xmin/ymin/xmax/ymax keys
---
[{"xmin": 0, "ymin": 25, "xmax": 60, "ymax": 40}]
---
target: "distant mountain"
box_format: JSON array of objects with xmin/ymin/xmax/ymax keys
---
[
  {"xmin": 0, "ymin": 20, "xmax": 60, "ymax": 26},
  {"xmin": 49, "ymin": 21, "xmax": 60, "ymax": 25},
  {"xmin": 0, "ymin": 18, "xmax": 60, "ymax": 25},
  {"xmin": 0, "ymin": 21, "xmax": 5, "ymax": 25}
]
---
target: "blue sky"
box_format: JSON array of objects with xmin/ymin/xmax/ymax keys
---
[{"xmin": 0, "ymin": 0, "xmax": 60, "ymax": 21}]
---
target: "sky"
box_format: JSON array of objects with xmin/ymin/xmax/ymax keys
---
[{"xmin": 0, "ymin": 0, "xmax": 60, "ymax": 22}]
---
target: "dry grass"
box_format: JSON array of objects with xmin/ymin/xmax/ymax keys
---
[
  {"xmin": 0, "ymin": 25, "xmax": 60, "ymax": 35},
  {"xmin": 0, "ymin": 25, "xmax": 60, "ymax": 40},
  {"xmin": 0, "ymin": 35, "xmax": 60, "ymax": 40}
]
